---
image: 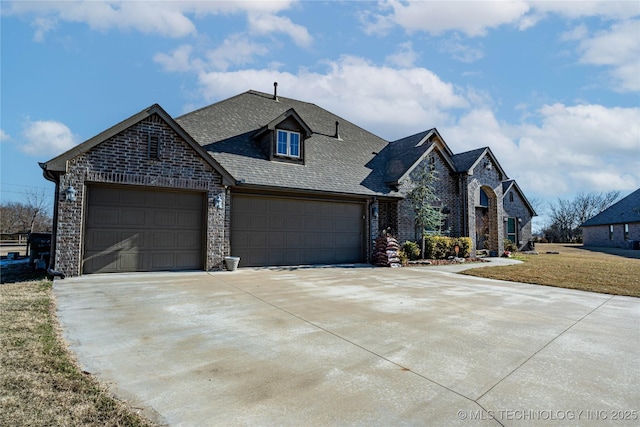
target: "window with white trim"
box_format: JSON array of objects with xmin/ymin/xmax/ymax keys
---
[
  {"xmin": 506, "ymin": 217, "xmax": 517, "ymax": 244},
  {"xmin": 276, "ymin": 130, "xmax": 300, "ymax": 158}
]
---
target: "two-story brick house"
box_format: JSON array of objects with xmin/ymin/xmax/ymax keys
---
[{"xmin": 41, "ymin": 86, "xmax": 535, "ymax": 276}]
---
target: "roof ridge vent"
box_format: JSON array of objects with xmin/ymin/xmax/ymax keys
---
[{"xmin": 273, "ymin": 82, "xmax": 279, "ymax": 102}]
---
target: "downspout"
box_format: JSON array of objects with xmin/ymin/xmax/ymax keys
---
[{"xmin": 39, "ymin": 163, "xmax": 65, "ymax": 279}]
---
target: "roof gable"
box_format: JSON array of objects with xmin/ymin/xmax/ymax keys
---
[
  {"xmin": 582, "ymin": 188, "xmax": 640, "ymax": 226},
  {"xmin": 502, "ymin": 180, "xmax": 537, "ymax": 216},
  {"xmin": 253, "ymin": 108, "xmax": 313, "ymax": 139},
  {"xmin": 452, "ymin": 147, "xmax": 509, "ymax": 179},
  {"xmin": 40, "ymin": 104, "xmax": 235, "ymax": 186},
  {"xmin": 375, "ymin": 128, "xmax": 456, "ymax": 184},
  {"xmin": 452, "ymin": 147, "xmax": 486, "ymax": 173}
]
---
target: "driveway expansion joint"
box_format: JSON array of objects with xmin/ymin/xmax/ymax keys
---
[
  {"xmin": 216, "ymin": 274, "xmax": 482, "ymax": 405},
  {"xmin": 56, "ymin": 270, "xmax": 638, "ymax": 426},
  {"xmin": 475, "ymin": 294, "xmax": 616, "ymax": 402}
]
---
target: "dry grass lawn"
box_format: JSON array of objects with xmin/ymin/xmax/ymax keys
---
[
  {"xmin": 0, "ymin": 279, "xmax": 155, "ymax": 427},
  {"xmin": 464, "ymin": 243, "xmax": 640, "ymax": 297}
]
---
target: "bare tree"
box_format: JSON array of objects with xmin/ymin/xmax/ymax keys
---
[
  {"xmin": 527, "ymin": 196, "xmax": 545, "ymax": 215},
  {"xmin": 24, "ymin": 189, "xmax": 52, "ymax": 233},
  {"xmin": 0, "ymin": 189, "xmax": 53, "ymax": 235},
  {"xmin": 543, "ymin": 191, "xmax": 621, "ymax": 243},
  {"xmin": 549, "ymin": 198, "xmax": 578, "ymax": 242}
]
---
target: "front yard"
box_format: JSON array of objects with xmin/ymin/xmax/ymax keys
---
[
  {"xmin": 0, "ymin": 280, "xmax": 154, "ymax": 427},
  {"xmin": 464, "ymin": 243, "xmax": 640, "ymax": 297}
]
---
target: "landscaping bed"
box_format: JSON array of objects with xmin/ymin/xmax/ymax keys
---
[{"xmin": 407, "ymin": 257, "xmax": 489, "ymax": 266}]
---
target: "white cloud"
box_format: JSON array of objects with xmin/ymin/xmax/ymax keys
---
[
  {"xmin": 206, "ymin": 35, "xmax": 269, "ymax": 71},
  {"xmin": 196, "ymin": 55, "xmax": 469, "ymax": 138},
  {"xmin": 20, "ymin": 120, "xmax": 77, "ymax": 156},
  {"xmin": 154, "ymin": 36, "xmax": 272, "ymax": 73},
  {"xmin": 365, "ymin": 1, "xmax": 639, "ymax": 37},
  {"xmin": 10, "ymin": 1, "xmax": 196, "ymax": 38},
  {"xmin": 442, "ymin": 102, "xmax": 640, "ymax": 197},
  {"xmin": 439, "ymin": 36, "xmax": 484, "ymax": 63},
  {"xmin": 365, "ymin": 0, "xmax": 531, "ymax": 37},
  {"xmin": 0, "ymin": 129, "xmax": 11, "ymax": 142},
  {"xmin": 31, "ymin": 16, "xmax": 57, "ymax": 42},
  {"xmin": 531, "ymin": 1, "xmax": 640, "ymax": 20},
  {"xmin": 385, "ymin": 42, "xmax": 418, "ymax": 68},
  {"xmin": 154, "ymin": 44, "xmax": 196, "ymax": 73},
  {"xmin": 6, "ymin": 0, "xmax": 300, "ymax": 39},
  {"xmin": 365, "ymin": 2, "xmax": 639, "ymax": 92},
  {"xmin": 248, "ymin": 13, "xmax": 312, "ymax": 47},
  {"xmin": 575, "ymin": 19, "xmax": 640, "ymax": 92},
  {"xmin": 560, "ymin": 24, "xmax": 588, "ymax": 42}
]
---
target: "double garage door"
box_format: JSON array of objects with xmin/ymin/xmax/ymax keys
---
[
  {"xmin": 83, "ymin": 186, "xmax": 365, "ymax": 273},
  {"xmin": 231, "ymin": 194, "xmax": 365, "ymax": 266},
  {"xmin": 83, "ymin": 185, "xmax": 204, "ymax": 274}
]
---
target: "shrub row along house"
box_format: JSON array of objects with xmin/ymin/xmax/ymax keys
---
[{"xmin": 41, "ymin": 85, "xmax": 536, "ymax": 276}]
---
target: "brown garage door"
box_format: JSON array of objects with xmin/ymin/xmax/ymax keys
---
[
  {"xmin": 231, "ymin": 194, "xmax": 364, "ymax": 266},
  {"xmin": 83, "ymin": 185, "xmax": 204, "ymax": 274}
]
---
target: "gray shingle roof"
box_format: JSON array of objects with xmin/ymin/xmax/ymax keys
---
[
  {"xmin": 502, "ymin": 180, "xmax": 514, "ymax": 194},
  {"xmin": 375, "ymin": 129, "xmax": 435, "ymax": 183},
  {"xmin": 176, "ymin": 90, "xmax": 394, "ymax": 197},
  {"xmin": 451, "ymin": 147, "xmax": 487, "ymax": 173},
  {"xmin": 581, "ymin": 188, "xmax": 640, "ymax": 226}
]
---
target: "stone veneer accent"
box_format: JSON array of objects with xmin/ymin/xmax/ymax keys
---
[
  {"xmin": 54, "ymin": 113, "xmax": 228, "ymax": 276},
  {"xmin": 464, "ymin": 154, "xmax": 505, "ymax": 255}
]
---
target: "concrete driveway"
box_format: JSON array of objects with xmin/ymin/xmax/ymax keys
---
[{"xmin": 54, "ymin": 265, "xmax": 639, "ymax": 426}]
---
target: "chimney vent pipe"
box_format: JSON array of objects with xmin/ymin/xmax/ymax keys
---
[{"xmin": 273, "ymin": 82, "xmax": 278, "ymax": 101}]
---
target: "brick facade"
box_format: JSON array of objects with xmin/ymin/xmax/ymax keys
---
[
  {"xmin": 503, "ymin": 186, "xmax": 534, "ymax": 250},
  {"xmin": 53, "ymin": 114, "xmax": 228, "ymax": 276},
  {"xmin": 583, "ymin": 223, "xmax": 640, "ymax": 248},
  {"xmin": 397, "ymin": 149, "xmax": 461, "ymax": 243},
  {"xmin": 394, "ymin": 148, "xmax": 522, "ymax": 256},
  {"xmin": 47, "ymin": 101, "xmax": 536, "ymax": 272}
]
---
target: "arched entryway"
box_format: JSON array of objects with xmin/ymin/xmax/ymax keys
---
[{"xmin": 474, "ymin": 186, "xmax": 499, "ymax": 253}]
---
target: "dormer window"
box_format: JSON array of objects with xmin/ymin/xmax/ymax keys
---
[
  {"xmin": 276, "ymin": 130, "xmax": 300, "ymax": 158},
  {"xmin": 253, "ymin": 108, "xmax": 310, "ymax": 163}
]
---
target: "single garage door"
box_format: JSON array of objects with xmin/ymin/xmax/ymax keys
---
[
  {"xmin": 83, "ymin": 185, "xmax": 204, "ymax": 274},
  {"xmin": 231, "ymin": 194, "xmax": 364, "ymax": 266}
]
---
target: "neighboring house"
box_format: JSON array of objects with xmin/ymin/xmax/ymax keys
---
[
  {"xmin": 581, "ymin": 188, "xmax": 640, "ymax": 248},
  {"xmin": 40, "ymin": 86, "xmax": 536, "ymax": 276}
]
